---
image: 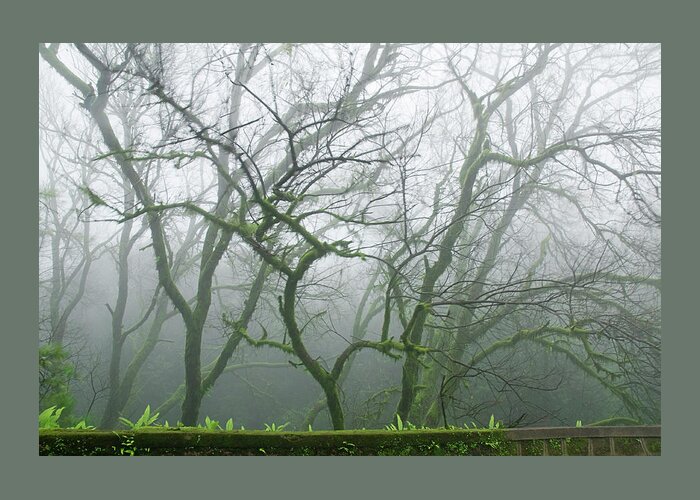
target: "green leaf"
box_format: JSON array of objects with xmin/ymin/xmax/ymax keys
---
[
  {"xmin": 118, "ymin": 416, "xmax": 135, "ymax": 429},
  {"xmin": 226, "ymin": 418, "xmax": 234, "ymax": 431}
]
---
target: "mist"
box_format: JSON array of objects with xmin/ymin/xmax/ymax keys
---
[{"xmin": 38, "ymin": 43, "xmax": 660, "ymax": 432}]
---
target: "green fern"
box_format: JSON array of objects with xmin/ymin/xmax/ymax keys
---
[
  {"xmin": 118, "ymin": 405, "xmax": 160, "ymax": 430},
  {"xmin": 385, "ymin": 414, "xmax": 418, "ymax": 431},
  {"xmin": 263, "ymin": 422, "xmax": 290, "ymax": 432},
  {"xmin": 486, "ymin": 414, "xmax": 501, "ymax": 429},
  {"xmin": 198, "ymin": 416, "xmax": 222, "ymax": 431},
  {"xmin": 39, "ymin": 406, "xmax": 63, "ymax": 429},
  {"xmin": 69, "ymin": 420, "xmax": 95, "ymax": 430},
  {"xmin": 464, "ymin": 415, "xmax": 502, "ymax": 430}
]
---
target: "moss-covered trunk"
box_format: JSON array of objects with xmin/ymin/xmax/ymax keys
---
[
  {"xmin": 279, "ymin": 247, "xmax": 347, "ymax": 429},
  {"xmin": 394, "ymin": 118, "xmax": 489, "ymax": 423}
]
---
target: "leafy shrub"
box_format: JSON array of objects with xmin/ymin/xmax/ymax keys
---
[{"xmin": 39, "ymin": 344, "xmax": 75, "ymax": 422}]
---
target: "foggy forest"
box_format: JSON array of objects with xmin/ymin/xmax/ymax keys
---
[{"xmin": 38, "ymin": 43, "xmax": 660, "ymax": 454}]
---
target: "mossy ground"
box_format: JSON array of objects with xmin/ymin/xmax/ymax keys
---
[{"xmin": 39, "ymin": 429, "xmax": 660, "ymax": 456}]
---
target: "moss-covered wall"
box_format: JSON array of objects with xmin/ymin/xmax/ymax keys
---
[{"xmin": 39, "ymin": 428, "xmax": 661, "ymax": 456}]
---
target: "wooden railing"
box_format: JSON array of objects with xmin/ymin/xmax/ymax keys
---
[{"xmin": 503, "ymin": 425, "xmax": 661, "ymax": 456}]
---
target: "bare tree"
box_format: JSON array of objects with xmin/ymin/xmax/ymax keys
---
[
  {"xmin": 381, "ymin": 43, "xmax": 660, "ymax": 424},
  {"xmin": 39, "ymin": 43, "xmax": 660, "ymax": 430}
]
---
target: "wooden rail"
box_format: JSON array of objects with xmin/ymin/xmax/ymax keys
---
[{"xmin": 503, "ymin": 425, "xmax": 661, "ymax": 456}]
